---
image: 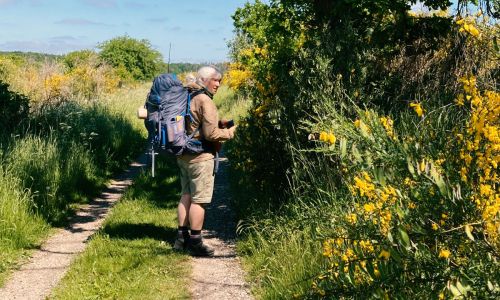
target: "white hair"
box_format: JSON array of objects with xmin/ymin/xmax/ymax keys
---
[{"xmin": 196, "ymin": 65, "xmax": 222, "ymax": 86}]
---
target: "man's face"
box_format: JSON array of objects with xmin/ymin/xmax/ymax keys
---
[{"xmin": 206, "ymin": 77, "xmax": 221, "ymax": 94}]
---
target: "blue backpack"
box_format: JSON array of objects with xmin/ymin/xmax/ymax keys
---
[{"xmin": 145, "ymin": 73, "xmax": 208, "ymax": 156}]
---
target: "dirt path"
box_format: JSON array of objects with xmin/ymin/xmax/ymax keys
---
[
  {"xmin": 190, "ymin": 156, "xmax": 253, "ymax": 300},
  {"xmin": 0, "ymin": 156, "xmax": 146, "ymax": 300},
  {"xmin": 0, "ymin": 153, "xmax": 253, "ymax": 300}
]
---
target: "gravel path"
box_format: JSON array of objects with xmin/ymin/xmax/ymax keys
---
[
  {"xmin": 0, "ymin": 156, "xmax": 146, "ymax": 300},
  {"xmin": 190, "ymin": 156, "xmax": 253, "ymax": 300}
]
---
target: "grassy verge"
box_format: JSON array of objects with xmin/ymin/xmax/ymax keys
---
[
  {"xmin": 237, "ymin": 218, "xmax": 325, "ymax": 299},
  {"xmin": 50, "ymin": 156, "xmax": 190, "ymax": 300},
  {"xmin": 0, "ymin": 83, "xmax": 148, "ymax": 287}
]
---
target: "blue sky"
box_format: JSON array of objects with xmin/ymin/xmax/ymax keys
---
[
  {"xmin": 0, "ymin": 1, "xmax": 465, "ymax": 63},
  {"xmin": 0, "ymin": 0, "xmax": 255, "ymax": 63}
]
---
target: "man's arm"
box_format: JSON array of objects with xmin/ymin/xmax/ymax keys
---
[{"xmin": 200, "ymin": 97, "xmax": 235, "ymax": 142}]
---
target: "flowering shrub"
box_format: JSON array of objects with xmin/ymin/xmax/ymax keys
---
[{"xmin": 226, "ymin": 0, "xmax": 498, "ymax": 298}]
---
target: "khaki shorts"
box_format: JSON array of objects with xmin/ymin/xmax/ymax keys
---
[{"xmin": 177, "ymin": 158, "xmax": 215, "ymax": 204}]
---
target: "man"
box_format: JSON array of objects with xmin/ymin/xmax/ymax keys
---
[{"xmin": 174, "ymin": 66, "xmax": 236, "ymax": 256}]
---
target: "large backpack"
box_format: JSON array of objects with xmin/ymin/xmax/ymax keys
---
[{"xmin": 145, "ymin": 73, "xmax": 208, "ymax": 156}]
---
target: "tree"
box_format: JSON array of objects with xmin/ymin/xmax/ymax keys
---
[
  {"xmin": 98, "ymin": 36, "xmax": 165, "ymax": 81},
  {"xmin": 63, "ymin": 50, "xmax": 99, "ymax": 70}
]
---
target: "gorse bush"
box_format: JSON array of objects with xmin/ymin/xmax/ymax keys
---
[
  {"xmin": 0, "ymin": 50, "xmax": 120, "ymax": 106},
  {"xmin": 227, "ymin": 0, "xmax": 499, "ymax": 298}
]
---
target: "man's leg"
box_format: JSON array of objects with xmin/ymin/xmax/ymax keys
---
[
  {"xmin": 188, "ymin": 203, "xmax": 205, "ymax": 230},
  {"xmin": 177, "ymin": 193, "xmax": 191, "ymax": 227},
  {"xmin": 188, "ymin": 203, "xmax": 214, "ymax": 256},
  {"xmin": 174, "ymin": 193, "xmax": 191, "ymax": 250}
]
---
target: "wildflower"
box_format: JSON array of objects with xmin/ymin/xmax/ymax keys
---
[
  {"xmin": 419, "ymin": 160, "xmax": 426, "ymax": 172},
  {"xmin": 363, "ymin": 203, "xmax": 376, "ymax": 213},
  {"xmin": 319, "ymin": 131, "xmax": 328, "ymax": 142},
  {"xmin": 432, "ymin": 223, "xmax": 439, "ymax": 231},
  {"xmin": 410, "ymin": 102, "xmax": 425, "ymax": 117},
  {"xmin": 378, "ymin": 250, "xmax": 391, "ymax": 260},
  {"xmin": 380, "ymin": 116, "xmax": 395, "ymax": 138},
  {"xmin": 359, "ymin": 240, "xmax": 374, "ymax": 253},
  {"xmin": 438, "ymin": 248, "xmax": 451, "ymax": 259},
  {"xmin": 439, "ymin": 292, "xmax": 445, "ymax": 299},
  {"xmin": 346, "ymin": 213, "xmax": 357, "ymax": 224},
  {"xmin": 328, "ymin": 132, "xmax": 336, "ymax": 145}
]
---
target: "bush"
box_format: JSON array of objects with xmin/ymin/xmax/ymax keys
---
[
  {"xmin": 227, "ymin": 1, "xmax": 499, "ymax": 298},
  {"xmin": 98, "ymin": 36, "xmax": 166, "ymax": 81},
  {"xmin": 0, "ymin": 81, "xmax": 29, "ymax": 136}
]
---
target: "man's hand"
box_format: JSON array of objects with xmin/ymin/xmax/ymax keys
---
[
  {"xmin": 218, "ymin": 119, "xmax": 234, "ymax": 129},
  {"xmin": 228, "ymin": 125, "xmax": 237, "ymax": 138}
]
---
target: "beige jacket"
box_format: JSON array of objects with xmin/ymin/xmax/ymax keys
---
[{"xmin": 179, "ymin": 90, "xmax": 235, "ymax": 163}]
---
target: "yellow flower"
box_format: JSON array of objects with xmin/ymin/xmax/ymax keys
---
[
  {"xmin": 438, "ymin": 248, "xmax": 451, "ymax": 259},
  {"xmin": 328, "ymin": 132, "xmax": 336, "ymax": 145},
  {"xmin": 378, "ymin": 250, "xmax": 391, "ymax": 260},
  {"xmin": 346, "ymin": 213, "xmax": 357, "ymax": 224},
  {"xmin": 410, "ymin": 102, "xmax": 425, "ymax": 117},
  {"xmin": 319, "ymin": 131, "xmax": 328, "ymax": 142},
  {"xmin": 439, "ymin": 292, "xmax": 445, "ymax": 300},
  {"xmin": 363, "ymin": 203, "xmax": 376, "ymax": 213}
]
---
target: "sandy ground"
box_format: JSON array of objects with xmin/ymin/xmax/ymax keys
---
[{"xmin": 190, "ymin": 157, "xmax": 253, "ymax": 300}]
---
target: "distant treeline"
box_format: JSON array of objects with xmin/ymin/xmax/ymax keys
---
[
  {"xmin": 0, "ymin": 51, "xmax": 62, "ymax": 63},
  {"xmin": 167, "ymin": 62, "xmax": 228, "ymax": 75},
  {"xmin": 0, "ymin": 51, "xmax": 228, "ymax": 76}
]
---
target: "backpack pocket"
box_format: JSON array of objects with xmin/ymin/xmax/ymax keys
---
[{"xmin": 167, "ymin": 115, "xmax": 185, "ymax": 143}]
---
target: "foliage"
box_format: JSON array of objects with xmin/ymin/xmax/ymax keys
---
[
  {"xmin": 98, "ymin": 36, "xmax": 165, "ymax": 82},
  {"xmin": 0, "ymin": 81, "xmax": 29, "ymax": 136},
  {"xmin": 0, "ymin": 61, "xmax": 147, "ymax": 284},
  {"xmin": 227, "ymin": 0, "xmax": 499, "ymax": 298},
  {"xmin": 63, "ymin": 49, "xmax": 99, "ymax": 70},
  {"xmin": 0, "ymin": 54, "xmax": 121, "ymax": 105}
]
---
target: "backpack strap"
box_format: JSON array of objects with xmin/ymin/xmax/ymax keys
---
[{"xmin": 186, "ymin": 92, "xmax": 202, "ymax": 140}]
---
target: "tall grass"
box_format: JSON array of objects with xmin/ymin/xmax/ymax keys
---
[
  {"xmin": 214, "ymin": 85, "xmax": 251, "ymax": 121},
  {"xmin": 0, "ymin": 81, "xmax": 148, "ymax": 286},
  {"xmin": 0, "ymin": 166, "xmax": 49, "ymax": 284}
]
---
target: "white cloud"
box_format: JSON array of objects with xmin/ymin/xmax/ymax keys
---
[
  {"xmin": 0, "ymin": 39, "xmax": 94, "ymax": 55},
  {"xmin": 55, "ymin": 18, "xmax": 111, "ymax": 27}
]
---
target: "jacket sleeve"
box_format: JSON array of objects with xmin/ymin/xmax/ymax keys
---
[{"xmin": 199, "ymin": 96, "xmax": 234, "ymax": 142}]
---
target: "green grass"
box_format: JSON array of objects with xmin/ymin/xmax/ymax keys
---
[
  {"xmin": 238, "ymin": 221, "xmax": 325, "ymax": 299},
  {"xmin": 50, "ymin": 156, "xmax": 191, "ymax": 300},
  {"xmin": 0, "ymin": 83, "xmax": 149, "ymax": 287},
  {"xmin": 0, "ymin": 168, "xmax": 50, "ymax": 286},
  {"xmin": 213, "ymin": 85, "xmax": 251, "ymax": 122}
]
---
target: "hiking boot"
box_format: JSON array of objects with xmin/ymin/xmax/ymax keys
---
[
  {"xmin": 173, "ymin": 237, "xmax": 188, "ymax": 251},
  {"xmin": 188, "ymin": 239, "xmax": 214, "ymax": 257}
]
